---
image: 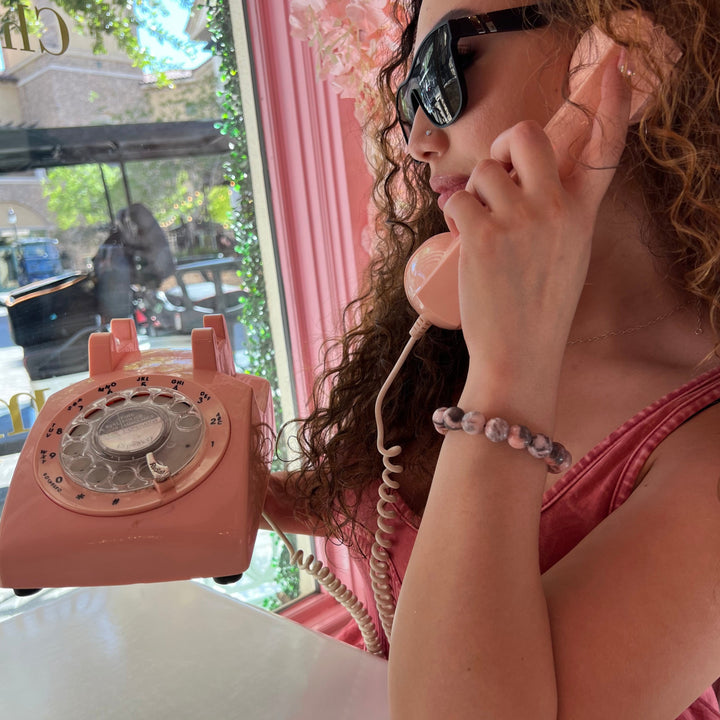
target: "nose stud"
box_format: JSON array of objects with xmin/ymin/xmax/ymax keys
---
[{"xmin": 425, "ymin": 129, "xmax": 432, "ymax": 136}]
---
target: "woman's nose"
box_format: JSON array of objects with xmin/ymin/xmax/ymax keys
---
[{"xmin": 406, "ymin": 109, "xmax": 447, "ymax": 162}]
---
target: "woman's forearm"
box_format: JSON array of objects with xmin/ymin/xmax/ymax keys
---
[
  {"xmin": 389, "ymin": 382, "xmax": 560, "ymax": 719},
  {"xmin": 260, "ymin": 471, "xmax": 319, "ymax": 535}
]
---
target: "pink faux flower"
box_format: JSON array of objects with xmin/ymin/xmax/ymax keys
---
[
  {"xmin": 346, "ymin": 0, "xmax": 390, "ymax": 36},
  {"xmin": 289, "ymin": 0, "xmax": 399, "ymax": 122}
]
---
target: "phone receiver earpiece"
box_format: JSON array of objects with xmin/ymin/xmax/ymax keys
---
[
  {"xmin": 567, "ymin": 13, "xmax": 682, "ymax": 126},
  {"xmin": 547, "ymin": 13, "xmax": 682, "ymax": 179}
]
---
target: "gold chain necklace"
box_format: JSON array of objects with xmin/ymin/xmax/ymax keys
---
[{"xmin": 566, "ymin": 300, "xmax": 694, "ymax": 346}]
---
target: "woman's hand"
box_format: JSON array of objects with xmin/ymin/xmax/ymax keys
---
[{"xmin": 442, "ymin": 56, "xmax": 633, "ymax": 385}]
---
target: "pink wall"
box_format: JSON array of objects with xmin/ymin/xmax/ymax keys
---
[{"xmin": 243, "ymin": 0, "xmax": 372, "ymax": 415}]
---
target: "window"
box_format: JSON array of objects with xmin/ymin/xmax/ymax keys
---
[{"xmin": 0, "ymin": 0, "xmax": 309, "ymax": 619}]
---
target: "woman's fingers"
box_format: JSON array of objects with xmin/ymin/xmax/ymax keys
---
[
  {"xmin": 456, "ymin": 121, "xmax": 561, "ymax": 220},
  {"xmin": 445, "ymin": 121, "xmax": 564, "ymax": 246},
  {"xmin": 489, "ymin": 120, "xmax": 563, "ymax": 194},
  {"xmin": 442, "ymin": 187, "xmax": 490, "ymax": 242},
  {"xmin": 461, "ymin": 158, "xmax": 519, "ymax": 217},
  {"xmin": 485, "ymin": 54, "xmax": 633, "ymax": 209},
  {"xmin": 439, "ymin": 55, "xmax": 634, "ymax": 357},
  {"xmin": 568, "ymin": 50, "xmax": 634, "ymax": 205}
]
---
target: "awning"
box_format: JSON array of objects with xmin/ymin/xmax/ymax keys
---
[{"xmin": 0, "ymin": 120, "xmax": 230, "ymax": 173}]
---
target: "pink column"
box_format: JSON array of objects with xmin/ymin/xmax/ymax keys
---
[{"xmin": 243, "ymin": 0, "xmax": 372, "ymax": 415}]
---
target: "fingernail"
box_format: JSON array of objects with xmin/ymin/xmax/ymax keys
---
[{"xmin": 617, "ymin": 47, "xmax": 635, "ymax": 78}]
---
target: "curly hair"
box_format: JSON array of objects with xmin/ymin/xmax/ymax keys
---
[{"xmin": 281, "ymin": 0, "xmax": 720, "ymax": 552}]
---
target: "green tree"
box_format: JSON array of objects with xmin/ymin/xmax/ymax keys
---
[
  {"xmin": 43, "ymin": 157, "xmax": 231, "ymax": 233},
  {"xmin": 44, "ymin": 165, "xmax": 122, "ymax": 230}
]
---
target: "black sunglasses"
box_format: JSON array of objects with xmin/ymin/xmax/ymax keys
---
[{"xmin": 395, "ymin": 5, "xmax": 549, "ymax": 141}]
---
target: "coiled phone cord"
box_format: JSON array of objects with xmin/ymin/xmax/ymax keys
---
[
  {"xmin": 262, "ymin": 512, "xmax": 384, "ymax": 656},
  {"xmin": 370, "ymin": 316, "xmax": 432, "ymax": 643},
  {"xmin": 262, "ymin": 316, "xmax": 430, "ymax": 656}
]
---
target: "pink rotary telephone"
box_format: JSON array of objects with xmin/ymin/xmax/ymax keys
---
[{"xmin": 0, "ymin": 315, "xmax": 274, "ymax": 593}]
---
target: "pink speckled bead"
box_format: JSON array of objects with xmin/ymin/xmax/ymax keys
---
[
  {"xmin": 432, "ymin": 407, "xmax": 448, "ymax": 434},
  {"xmin": 461, "ymin": 411, "xmax": 486, "ymax": 435},
  {"xmin": 546, "ymin": 442, "xmax": 572, "ymax": 474},
  {"xmin": 507, "ymin": 424, "xmax": 532, "ymax": 449},
  {"xmin": 484, "ymin": 417, "xmax": 510, "ymax": 443},
  {"xmin": 527, "ymin": 433, "xmax": 553, "ymax": 459},
  {"xmin": 442, "ymin": 406, "xmax": 465, "ymax": 430}
]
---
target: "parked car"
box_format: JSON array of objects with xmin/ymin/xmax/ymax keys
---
[
  {"xmin": 134, "ymin": 257, "xmax": 247, "ymax": 334},
  {"xmin": 9, "ymin": 238, "xmax": 64, "ymax": 287}
]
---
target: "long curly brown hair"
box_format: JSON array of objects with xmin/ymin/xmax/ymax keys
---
[{"xmin": 281, "ymin": 0, "xmax": 720, "ymax": 551}]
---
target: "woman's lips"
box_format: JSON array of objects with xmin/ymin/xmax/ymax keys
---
[{"xmin": 430, "ymin": 176, "xmax": 469, "ymax": 210}]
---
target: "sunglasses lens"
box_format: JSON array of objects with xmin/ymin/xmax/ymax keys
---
[
  {"xmin": 397, "ymin": 24, "xmax": 462, "ymax": 136},
  {"xmin": 397, "ymin": 87, "xmax": 418, "ymax": 136}
]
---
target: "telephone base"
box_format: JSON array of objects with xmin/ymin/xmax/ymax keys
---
[
  {"xmin": 12, "ymin": 573, "xmax": 244, "ymax": 595},
  {"xmin": 0, "ymin": 315, "xmax": 274, "ymax": 590}
]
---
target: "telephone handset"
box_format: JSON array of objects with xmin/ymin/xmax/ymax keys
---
[
  {"xmin": 404, "ymin": 14, "xmax": 682, "ymax": 330},
  {"xmin": 0, "ymin": 315, "xmax": 274, "ymax": 592}
]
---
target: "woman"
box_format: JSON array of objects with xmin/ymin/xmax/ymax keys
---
[{"xmin": 266, "ymin": 0, "xmax": 720, "ymax": 717}]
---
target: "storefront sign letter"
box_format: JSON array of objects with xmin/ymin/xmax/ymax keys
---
[
  {"xmin": 37, "ymin": 5, "xmax": 69, "ymax": 56},
  {"xmin": 1, "ymin": 4, "xmax": 33, "ymax": 52},
  {"xmin": 1, "ymin": 5, "xmax": 70, "ymax": 55},
  {"xmin": 0, "ymin": 389, "xmax": 48, "ymax": 438}
]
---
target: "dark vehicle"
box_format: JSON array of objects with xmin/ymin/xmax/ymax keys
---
[
  {"xmin": 16, "ymin": 238, "xmax": 64, "ymax": 286},
  {"xmin": 4, "ymin": 272, "xmax": 100, "ymax": 379},
  {"xmin": 0, "ymin": 237, "xmax": 64, "ymax": 293},
  {"xmin": 5, "ymin": 204, "xmax": 176, "ymax": 380}
]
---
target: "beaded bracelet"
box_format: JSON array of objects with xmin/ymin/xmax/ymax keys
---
[{"xmin": 432, "ymin": 406, "xmax": 572, "ymax": 474}]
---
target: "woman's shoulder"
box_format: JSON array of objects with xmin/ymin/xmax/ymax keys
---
[
  {"xmin": 628, "ymin": 389, "xmax": 720, "ymax": 530},
  {"xmin": 647, "ymin": 395, "xmax": 720, "ymax": 486}
]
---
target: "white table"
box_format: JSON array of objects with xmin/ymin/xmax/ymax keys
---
[{"xmin": 0, "ymin": 581, "xmax": 389, "ymax": 719}]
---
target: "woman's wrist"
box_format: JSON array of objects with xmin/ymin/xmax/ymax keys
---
[{"xmin": 458, "ymin": 362, "xmax": 561, "ymax": 431}]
